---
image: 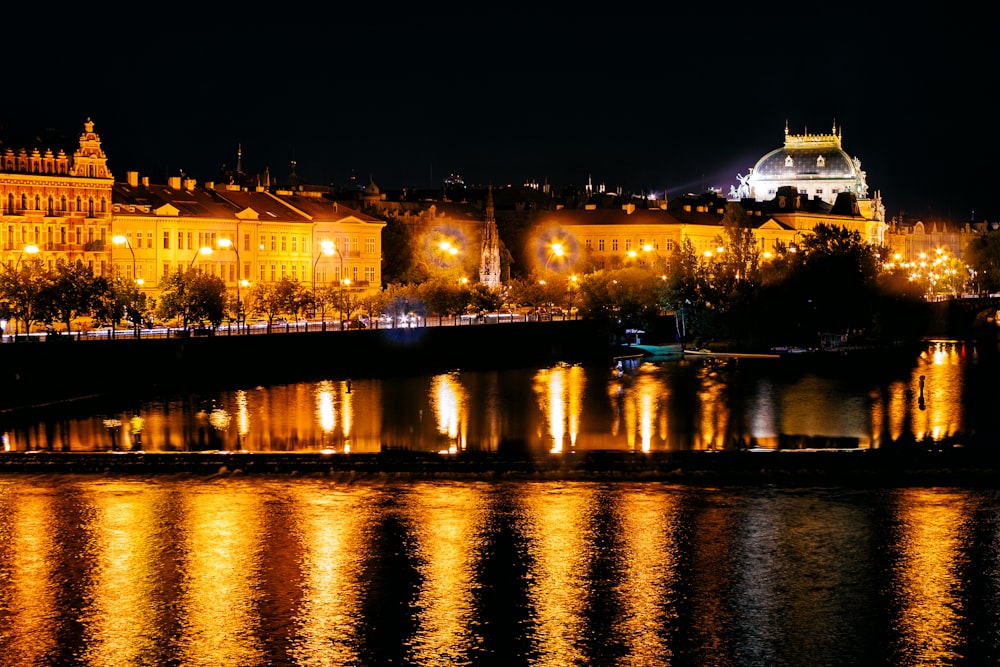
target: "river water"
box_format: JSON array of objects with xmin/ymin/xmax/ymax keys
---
[
  {"xmin": 1, "ymin": 338, "xmax": 999, "ymax": 665},
  {"xmin": 1, "ymin": 338, "xmax": 996, "ymax": 454}
]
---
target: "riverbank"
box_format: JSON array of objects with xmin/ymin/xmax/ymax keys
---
[
  {"xmin": 0, "ymin": 319, "xmax": 616, "ymax": 412},
  {"xmin": 3, "ymin": 447, "xmax": 999, "ymax": 486}
]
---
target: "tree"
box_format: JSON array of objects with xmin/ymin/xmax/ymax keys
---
[
  {"xmin": 156, "ymin": 269, "xmax": 226, "ymax": 330},
  {"xmin": 246, "ymin": 277, "xmax": 306, "ymax": 331},
  {"xmin": 39, "ymin": 259, "xmax": 100, "ymax": 335},
  {"xmin": 0, "ymin": 258, "xmax": 52, "ymax": 336},
  {"xmin": 965, "ymin": 230, "xmax": 1000, "ymax": 293}
]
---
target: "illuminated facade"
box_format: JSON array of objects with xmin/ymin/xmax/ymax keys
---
[
  {"xmin": 739, "ymin": 120, "xmax": 888, "ymax": 246},
  {"xmin": 0, "ymin": 119, "xmax": 385, "ymax": 305},
  {"xmin": 111, "ymin": 173, "xmax": 386, "ymax": 299},
  {"xmin": 0, "ymin": 118, "xmax": 114, "ymax": 274}
]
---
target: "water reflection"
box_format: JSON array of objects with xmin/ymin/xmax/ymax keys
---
[
  {"xmin": 1, "ymin": 479, "xmax": 999, "ymax": 664},
  {"xmin": 1, "ymin": 340, "xmax": 994, "ymax": 453}
]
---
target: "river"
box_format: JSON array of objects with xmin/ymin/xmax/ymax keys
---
[{"xmin": 1, "ymin": 337, "xmax": 999, "ymax": 666}]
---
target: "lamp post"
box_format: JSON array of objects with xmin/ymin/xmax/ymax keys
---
[
  {"xmin": 332, "ymin": 242, "xmax": 346, "ymax": 328},
  {"xmin": 7, "ymin": 245, "xmax": 39, "ymax": 336},
  {"xmin": 14, "ymin": 244, "xmax": 39, "ymax": 271},
  {"xmin": 112, "ymin": 235, "xmax": 144, "ymax": 338},
  {"xmin": 190, "ymin": 246, "xmax": 212, "ymax": 268},
  {"xmin": 313, "ymin": 240, "xmax": 335, "ymax": 330},
  {"xmin": 217, "ymin": 238, "xmax": 242, "ymax": 330}
]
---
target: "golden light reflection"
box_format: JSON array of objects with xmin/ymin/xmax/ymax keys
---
[
  {"xmin": 288, "ymin": 483, "xmax": 373, "ymax": 666},
  {"xmin": 79, "ymin": 482, "xmax": 168, "ymax": 666},
  {"xmin": 0, "ymin": 487, "xmax": 58, "ymax": 665},
  {"xmin": 533, "ymin": 363, "xmax": 585, "ymax": 453},
  {"xmin": 431, "ymin": 372, "xmax": 468, "ymax": 453},
  {"xmin": 696, "ymin": 363, "xmax": 729, "ymax": 449},
  {"xmin": 611, "ymin": 371, "xmax": 666, "ymax": 452},
  {"xmin": 615, "ymin": 489, "xmax": 683, "ymax": 662},
  {"xmin": 177, "ymin": 484, "xmax": 266, "ymax": 665},
  {"xmin": 236, "ymin": 390, "xmax": 250, "ymax": 439},
  {"xmin": 522, "ymin": 484, "xmax": 590, "ymax": 664},
  {"xmin": 908, "ymin": 341, "xmax": 966, "ymax": 442},
  {"xmin": 888, "ymin": 489, "xmax": 970, "ymax": 663},
  {"xmin": 404, "ymin": 483, "xmax": 485, "ymax": 665}
]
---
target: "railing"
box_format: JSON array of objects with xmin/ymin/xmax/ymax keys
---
[{"xmin": 2, "ymin": 312, "xmax": 579, "ymax": 343}]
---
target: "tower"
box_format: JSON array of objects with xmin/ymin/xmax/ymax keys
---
[{"xmin": 479, "ymin": 184, "xmax": 501, "ymax": 289}]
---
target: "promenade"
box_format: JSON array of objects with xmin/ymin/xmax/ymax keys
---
[
  {"xmin": 3, "ymin": 447, "xmax": 999, "ymax": 486},
  {"xmin": 0, "ymin": 317, "xmax": 616, "ymax": 412}
]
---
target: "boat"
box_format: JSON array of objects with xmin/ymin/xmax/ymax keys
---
[{"xmin": 630, "ymin": 343, "xmax": 684, "ymax": 359}]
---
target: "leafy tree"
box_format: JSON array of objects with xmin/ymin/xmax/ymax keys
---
[
  {"xmin": 0, "ymin": 258, "xmax": 52, "ymax": 335},
  {"xmin": 965, "ymin": 231, "xmax": 1000, "ymax": 293},
  {"xmin": 39, "ymin": 259, "xmax": 100, "ymax": 334},
  {"xmin": 578, "ymin": 268, "xmax": 662, "ymax": 337},
  {"xmin": 156, "ymin": 269, "xmax": 226, "ymax": 330},
  {"xmin": 245, "ymin": 277, "xmax": 306, "ymax": 331},
  {"xmin": 468, "ymin": 283, "xmax": 504, "ymax": 315},
  {"xmin": 419, "ymin": 278, "xmax": 470, "ymax": 324}
]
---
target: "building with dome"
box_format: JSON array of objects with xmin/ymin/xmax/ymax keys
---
[{"xmin": 744, "ymin": 121, "xmax": 868, "ymax": 205}]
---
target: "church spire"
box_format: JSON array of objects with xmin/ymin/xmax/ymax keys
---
[{"xmin": 479, "ymin": 184, "xmax": 501, "ymax": 289}]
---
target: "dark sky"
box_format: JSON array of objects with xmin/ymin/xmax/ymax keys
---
[{"xmin": 7, "ymin": 5, "xmax": 998, "ymax": 221}]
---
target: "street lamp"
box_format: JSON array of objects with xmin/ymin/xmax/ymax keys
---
[
  {"xmin": 14, "ymin": 244, "xmax": 39, "ymax": 270},
  {"xmin": 313, "ymin": 240, "xmax": 335, "ymax": 329},
  {"xmin": 190, "ymin": 246, "xmax": 212, "ymax": 268},
  {"xmin": 7, "ymin": 245, "xmax": 39, "ymax": 336},
  {"xmin": 331, "ymin": 242, "xmax": 346, "ymax": 327},
  {"xmin": 112, "ymin": 235, "xmax": 143, "ymax": 338},
  {"xmin": 217, "ymin": 238, "xmax": 242, "ymax": 330},
  {"xmin": 545, "ymin": 242, "xmax": 565, "ymax": 272}
]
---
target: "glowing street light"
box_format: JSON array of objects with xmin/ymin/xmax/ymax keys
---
[
  {"xmin": 313, "ymin": 240, "xmax": 336, "ymax": 327},
  {"xmin": 14, "ymin": 244, "xmax": 38, "ymax": 270},
  {"xmin": 190, "ymin": 246, "xmax": 212, "ymax": 268},
  {"xmin": 217, "ymin": 238, "xmax": 243, "ymax": 328}
]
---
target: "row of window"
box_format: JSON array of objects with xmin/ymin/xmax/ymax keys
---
[
  {"xmin": 111, "ymin": 261, "xmax": 377, "ymax": 284},
  {"xmin": 582, "ymin": 238, "xmax": 677, "ymax": 252},
  {"xmin": 4, "ymin": 224, "xmax": 105, "ymax": 246},
  {"xmin": 1, "ymin": 192, "xmax": 107, "ymax": 216}
]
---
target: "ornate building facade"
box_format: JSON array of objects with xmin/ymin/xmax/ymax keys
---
[
  {"xmin": 0, "ymin": 119, "xmax": 114, "ymax": 274},
  {"xmin": 1, "ymin": 119, "xmax": 385, "ymax": 316}
]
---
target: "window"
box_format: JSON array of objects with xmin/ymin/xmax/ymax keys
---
[
  {"xmin": 612, "ymin": 239, "xmax": 619, "ymax": 251},
  {"xmin": 598, "ymin": 239, "xmax": 605, "ymax": 251},
  {"xmin": 291, "ymin": 237, "xmax": 297, "ymax": 252},
  {"xmin": 147, "ymin": 232, "xmax": 153, "ymax": 248},
  {"xmin": 585, "ymin": 239, "xmax": 592, "ymax": 250},
  {"xmin": 163, "ymin": 231, "xmax": 170, "ymax": 249},
  {"xmin": 163, "ymin": 263, "xmax": 170, "ymax": 278},
  {"xmin": 243, "ymin": 233, "xmax": 250, "ymax": 252},
  {"xmin": 365, "ymin": 266, "xmax": 375, "ymax": 283},
  {"xmin": 186, "ymin": 232, "xmax": 192, "ymax": 249},
  {"xmin": 270, "ymin": 265, "xmax": 276, "ymax": 281},
  {"xmin": 271, "ymin": 235, "xmax": 276, "ymax": 251},
  {"xmin": 625, "ymin": 239, "xmax": 632, "ymax": 251},
  {"xmin": 365, "ymin": 237, "xmax": 375, "ymax": 254},
  {"xmin": 281, "ymin": 236, "xmax": 287, "ymax": 252}
]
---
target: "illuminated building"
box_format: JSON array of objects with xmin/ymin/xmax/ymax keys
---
[
  {"xmin": 0, "ymin": 118, "xmax": 114, "ymax": 274},
  {"xmin": 111, "ymin": 173, "xmax": 385, "ymax": 300},
  {"xmin": 0, "ymin": 118, "xmax": 385, "ymax": 304}
]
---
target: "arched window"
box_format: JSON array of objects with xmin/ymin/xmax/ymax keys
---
[
  {"xmin": 21, "ymin": 193, "xmax": 28, "ymax": 211},
  {"xmin": 60, "ymin": 195, "xmax": 67, "ymax": 211},
  {"xmin": 76, "ymin": 196, "xmax": 82, "ymax": 212},
  {"xmin": 88, "ymin": 198, "xmax": 95, "ymax": 217},
  {"xmin": 6, "ymin": 194, "xmax": 13, "ymax": 214},
  {"xmin": 47, "ymin": 196, "xmax": 54, "ymax": 216},
  {"xmin": 34, "ymin": 195, "xmax": 41, "ymax": 211}
]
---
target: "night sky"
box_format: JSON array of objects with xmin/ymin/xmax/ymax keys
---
[{"xmin": 7, "ymin": 5, "xmax": 997, "ymax": 221}]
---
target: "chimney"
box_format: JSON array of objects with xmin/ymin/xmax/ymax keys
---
[
  {"xmin": 183, "ymin": 178, "xmax": 197, "ymax": 190},
  {"xmin": 126, "ymin": 171, "xmax": 139, "ymax": 187},
  {"xmin": 141, "ymin": 176, "xmax": 150, "ymax": 188},
  {"xmin": 167, "ymin": 176, "xmax": 181, "ymax": 189}
]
